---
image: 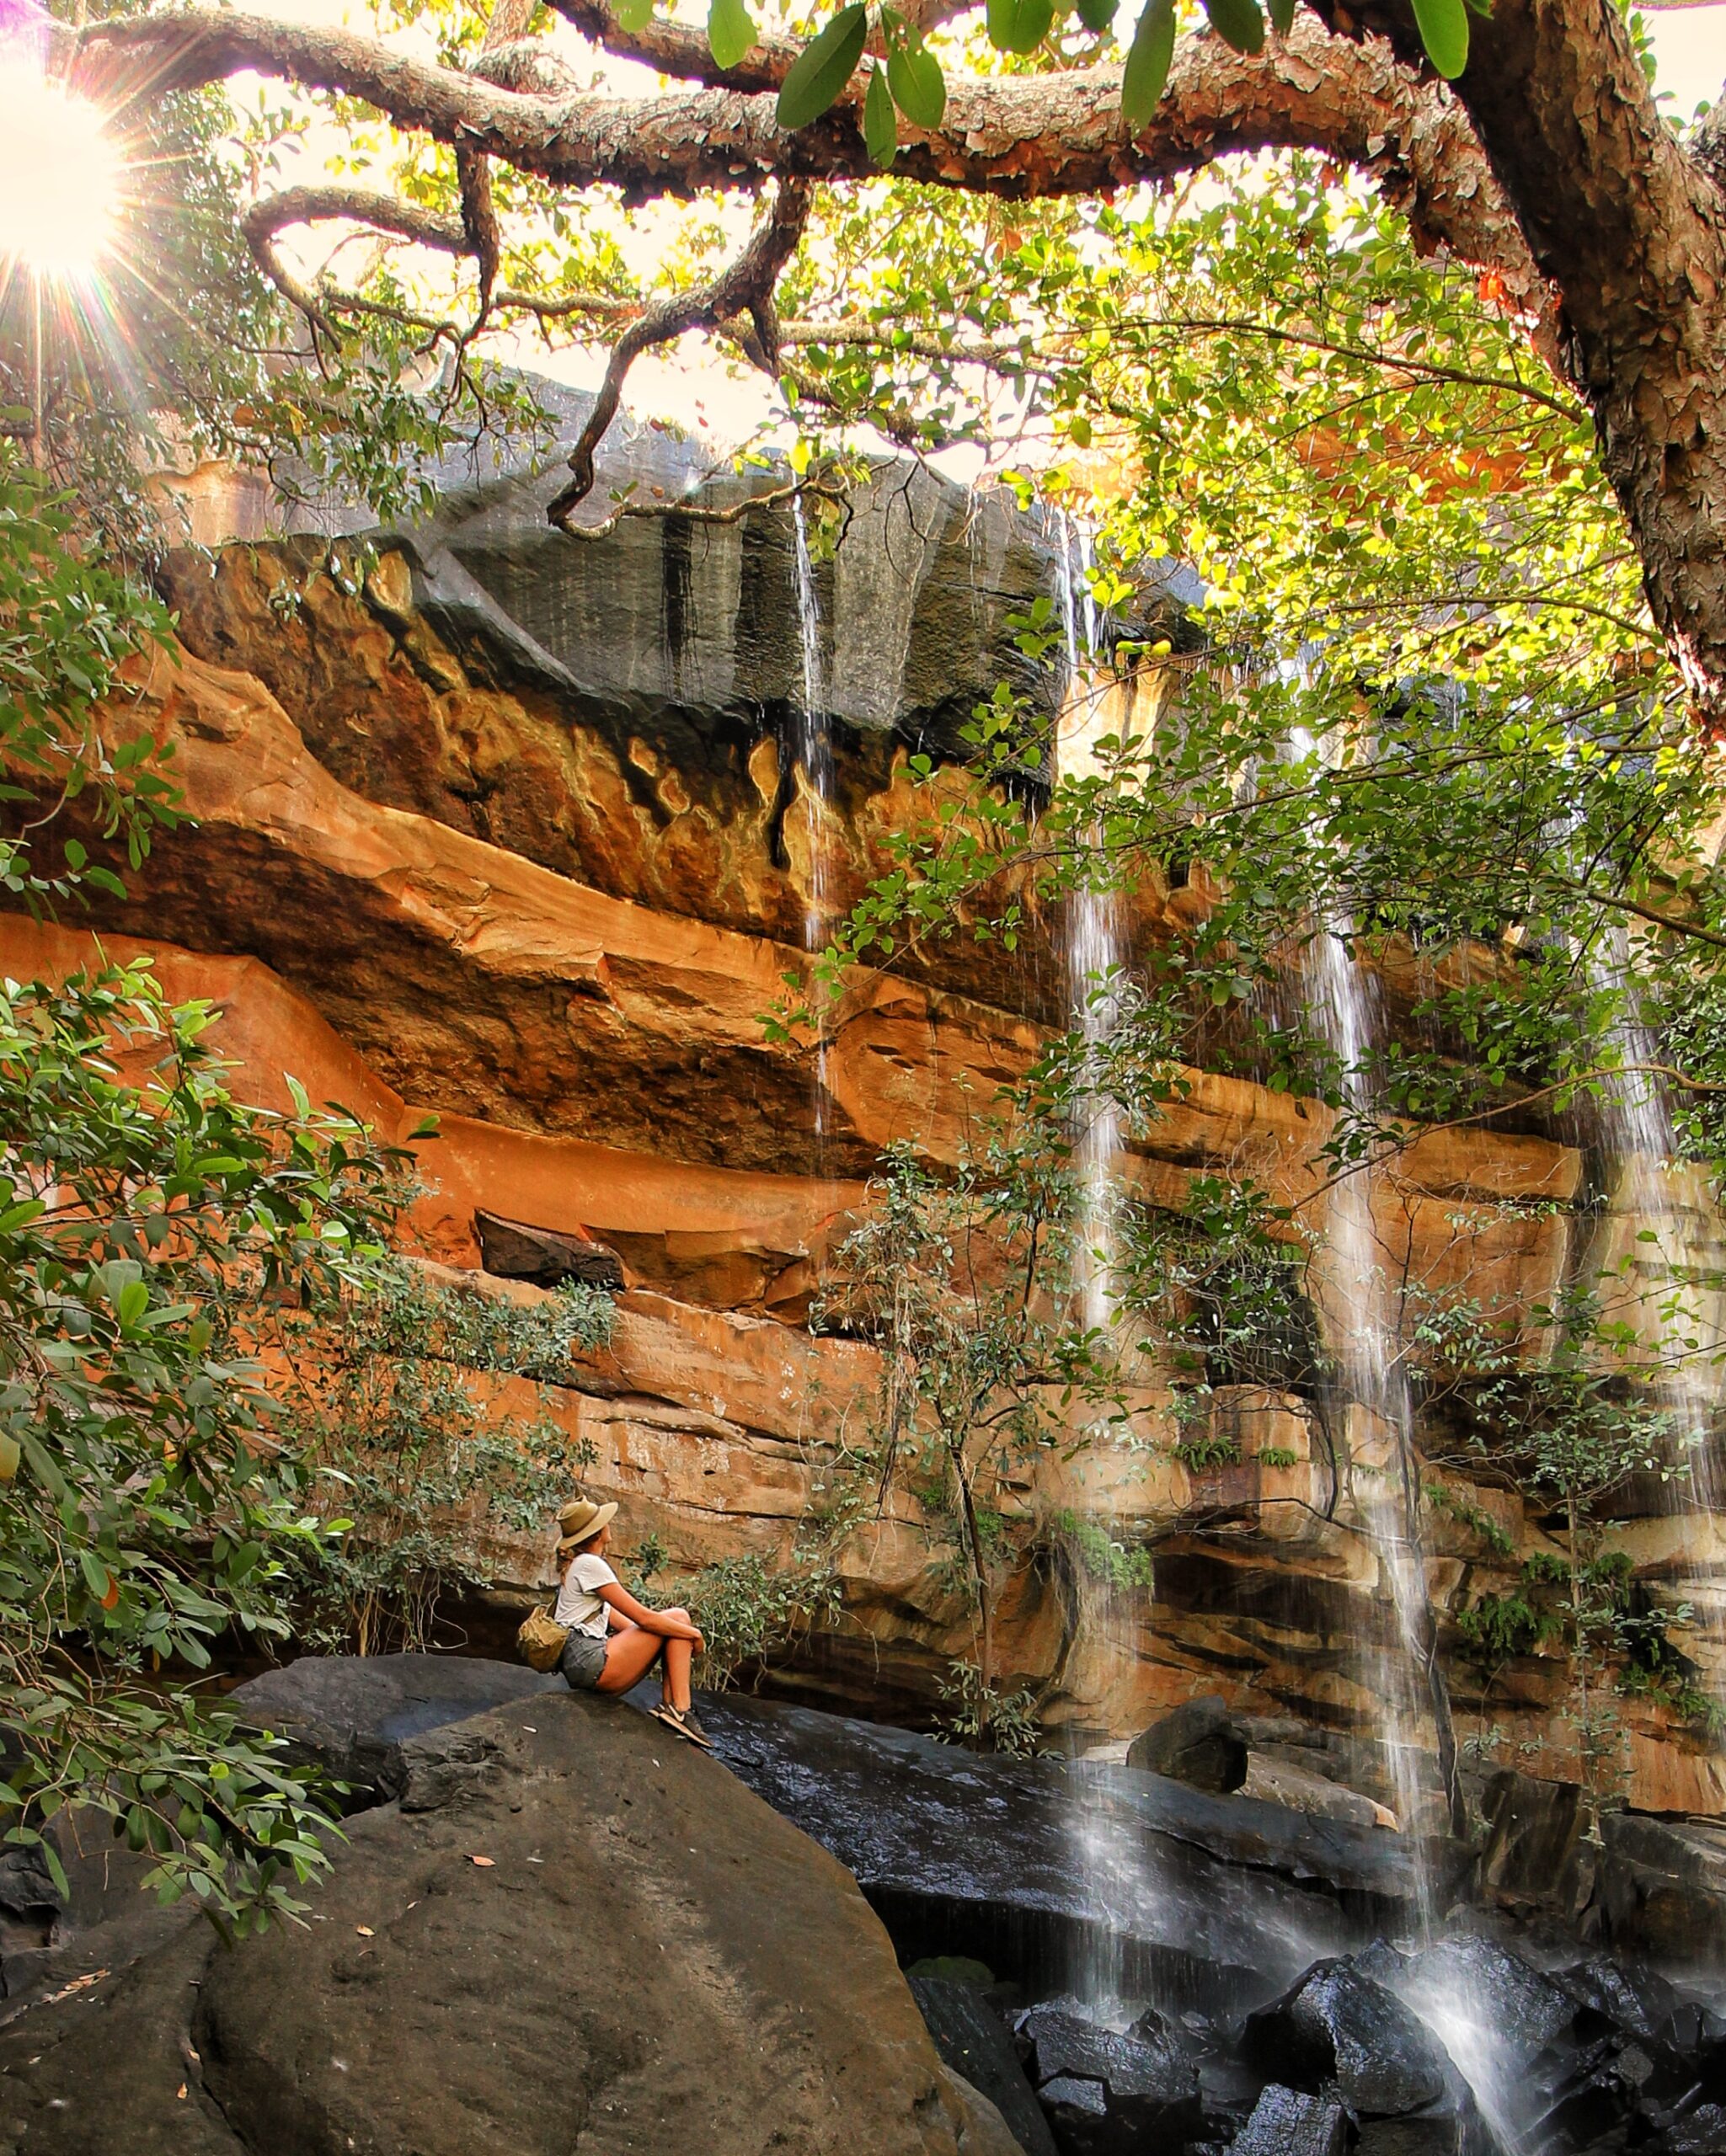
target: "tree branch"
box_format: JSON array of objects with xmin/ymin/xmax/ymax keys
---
[
  {"xmin": 546, "ymin": 178, "xmax": 810, "ymax": 528},
  {"xmin": 65, "ymin": 11, "xmax": 1540, "ymax": 314}
]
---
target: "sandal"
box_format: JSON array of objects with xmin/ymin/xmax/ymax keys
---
[{"xmin": 652, "ymin": 1703, "xmax": 714, "ymax": 1750}]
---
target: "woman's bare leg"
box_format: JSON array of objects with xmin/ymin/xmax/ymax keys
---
[
  {"xmin": 662, "ymin": 1637, "xmax": 693, "ymax": 1714},
  {"xmin": 658, "ymin": 1608, "xmax": 695, "ymax": 1713},
  {"xmin": 596, "ymin": 1625, "xmax": 665, "ymax": 1694}
]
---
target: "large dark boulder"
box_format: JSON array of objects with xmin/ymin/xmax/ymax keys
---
[
  {"xmin": 1015, "ymin": 2004, "xmax": 1202, "ymax": 2151},
  {"xmin": 0, "ymin": 1689, "xmax": 1018, "ymax": 2156},
  {"xmin": 1599, "ymin": 1812, "xmax": 1726, "ymax": 1970},
  {"xmin": 1125, "ymin": 1697, "xmax": 1248, "ymax": 1794},
  {"xmin": 1477, "ymin": 1769, "xmax": 1599, "ymax": 1929},
  {"xmin": 228, "ymin": 1651, "xmax": 561, "ymax": 1801}
]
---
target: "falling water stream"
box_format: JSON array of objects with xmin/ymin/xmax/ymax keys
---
[
  {"xmin": 1056, "ymin": 514, "xmax": 1126, "ymax": 1341},
  {"xmin": 1292, "ymin": 724, "xmax": 1532, "ymax": 2152},
  {"xmin": 1592, "ymin": 938, "xmax": 1726, "ymax": 1711},
  {"xmin": 790, "ymin": 494, "xmax": 834, "ymax": 1154}
]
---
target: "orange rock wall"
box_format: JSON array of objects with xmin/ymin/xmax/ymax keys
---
[{"xmin": 8, "ymin": 529, "xmax": 1721, "ymax": 1818}]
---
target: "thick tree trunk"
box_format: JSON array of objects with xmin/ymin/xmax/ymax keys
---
[{"xmin": 1324, "ymin": 0, "xmax": 1726, "ymax": 728}]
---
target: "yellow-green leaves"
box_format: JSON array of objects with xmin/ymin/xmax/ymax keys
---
[
  {"xmin": 1411, "ymin": 0, "xmax": 1469, "ymax": 78},
  {"xmin": 1122, "ymin": 0, "xmax": 1176, "ymax": 127},
  {"xmin": 1201, "ymin": 0, "xmax": 1264, "ymax": 55},
  {"xmin": 865, "ymin": 62, "xmax": 898, "ymax": 163},
  {"xmin": 777, "ymin": 2, "xmax": 868, "ymax": 128},
  {"xmin": 707, "ymin": 0, "xmax": 757, "ymax": 69}
]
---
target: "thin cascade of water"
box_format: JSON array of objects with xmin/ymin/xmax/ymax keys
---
[
  {"xmin": 1055, "ymin": 512, "xmax": 1125, "ymax": 1341},
  {"xmin": 1288, "ymin": 725, "xmax": 1449, "ymax": 1875},
  {"xmin": 1590, "ymin": 932, "xmax": 1726, "ymax": 1717},
  {"xmin": 1290, "ymin": 721, "xmax": 1536, "ymax": 2149},
  {"xmin": 790, "ymin": 494, "xmax": 834, "ymax": 1151},
  {"xmin": 1051, "ymin": 512, "xmax": 1144, "ymax": 2021}
]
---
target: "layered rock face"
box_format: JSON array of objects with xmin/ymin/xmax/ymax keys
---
[{"xmin": 16, "ymin": 434, "xmax": 1725, "ymax": 1818}]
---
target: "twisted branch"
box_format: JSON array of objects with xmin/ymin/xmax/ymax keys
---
[{"xmin": 546, "ymin": 178, "xmax": 812, "ymax": 529}]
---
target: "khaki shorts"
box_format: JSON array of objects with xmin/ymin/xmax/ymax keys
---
[{"xmin": 558, "ymin": 1631, "xmax": 608, "ymax": 1689}]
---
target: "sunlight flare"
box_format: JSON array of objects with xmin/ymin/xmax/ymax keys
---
[{"xmin": 0, "ymin": 61, "xmax": 119, "ymax": 276}]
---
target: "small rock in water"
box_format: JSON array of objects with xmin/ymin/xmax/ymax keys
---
[
  {"xmin": 1231, "ymin": 2084, "xmax": 1348, "ymax": 2156},
  {"xmin": 1019, "ymin": 2004, "xmax": 1202, "ymax": 2148},
  {"xmin": 1124, "ymin": 1697, "xmax": 1248, "ymax": 1794}
]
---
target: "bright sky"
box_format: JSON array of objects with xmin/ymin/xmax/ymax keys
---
[{"xmin": 1646, "ymin": 3, "xmax": 1726, "ymax": 116}]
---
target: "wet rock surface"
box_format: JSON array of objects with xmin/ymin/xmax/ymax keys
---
[
  {"xmin": 911, "ymin": 1974, "xmax": 1059, "ymax": 2156},
  {"xmin": 696, "ymin": 1689, "xmax": 1450, "ymax": 2008},
  {"xmin": 11, "ymin": 1659, "xmax": 1725, "ymax": 2156}
]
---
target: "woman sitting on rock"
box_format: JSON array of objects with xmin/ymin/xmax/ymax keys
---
[{"xmin": 553, "ymin": 1497, "xmax": 711, "ymax": 1748}]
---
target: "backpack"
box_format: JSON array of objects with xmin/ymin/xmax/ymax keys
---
[{"xmin": 517, "ymin": 1604, "xmax": 570, "ymax": 1673}]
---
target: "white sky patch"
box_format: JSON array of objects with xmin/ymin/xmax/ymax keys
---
[{"xmin": 1645, "ymin": 3, "xmax": 1726, "ymax": 118}]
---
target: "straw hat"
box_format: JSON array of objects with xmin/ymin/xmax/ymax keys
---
[{"xmin": 555, "ymin": 1495, "xmax": 617, "ymax": 1554}]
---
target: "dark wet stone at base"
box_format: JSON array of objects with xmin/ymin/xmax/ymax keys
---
[
  {"xmin": 1018, "ymin": 2004, "xmax": 1203, "ymax": 2153},
  {"xmin": 1667, "ymin": 2098, "xmax": 1726, "ymax": 2152},
  {"xmin": 1243, "ymin": 1957, "xmax": 1449, "ymax": 2116},
  {"xmin": 1557, "ymin": 1954, "xmax": 1678, "ymax": 2044},
  {"xmin": 697, "ymin": 1690, "xmax": 1446, "ymax": 2010},
  {"xmin": 1231, "ymin": 2084, "xmax": 1349, "ymax": 2155},
  {"xmin": 911, "ymin": 1976, "xmax": 1057, "ymax": 2156}
]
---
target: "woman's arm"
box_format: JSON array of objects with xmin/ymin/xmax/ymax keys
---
[{"xmin": 597, "ymin": 1581, "xmax": 703, "ymax": 1644}]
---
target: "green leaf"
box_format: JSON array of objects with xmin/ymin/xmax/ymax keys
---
[
  {"xmin": 986, "ymin": 0, "xmax": 1055, "ymax": 54},
  {"xmin": 708, "ymin": 0, "xmax": 757, "ymax": 71},
  {"xmin": 1410, "ymin": 0, "xmax": 1468, "ymax": 77},
  {"xmin": 885, "ymin": 33, "xmax": 947, "ymax": 128},
  {"xmin": 117, "ymin": 1280, "xmax": 151, "ymax": 1329},
  {"xmin": 1121, "ymin": 0, "xmax": 1177, "ymax": 125},
  {"xmin": 612, "ymin": 0, "xmax": 654, "ymax": 27},
  {"xmin": 1075, "ymin": 0, "xmax": 1119, "ymax": 24},
  {"xmin": 1200, "ymin": 0, "xmax": 1264, "ymax": 51},
  {"xmin": 1265, "ymin": 0, "xmax": 1295, "ymax": 29},
  {"xmin": 865, "ymin": 63, "xmax": 899, "ymax": 164},
  {"xmin": 776, "ymin": 3, "xmax": 868, "ymax": 130}
]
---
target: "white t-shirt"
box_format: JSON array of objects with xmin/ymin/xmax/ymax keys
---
[{"xmin": 554, "ymin": 1553, "xmax": 618, "ymax": 1639}]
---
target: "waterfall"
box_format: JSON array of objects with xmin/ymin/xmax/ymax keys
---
[
  {"xmin": 791, "ymin": 493, "xmax": 834, "ymax": 1150},
  {"xmin": 1289, "ymin": 723, "xmax": 1541, "ymax": 2148},
  {"xmin": 1052, "ymin": 513, "xmax": 1146, "ymax": 2020},
  {"xmin": 1055, "ymin": 513, "xmax": 1125, "ymax": 1340},
  {"xmin": 1286, "ymin": 724, "xmax": 1454, "ymax": 1861},
  {"xmin": 1591, "ymin": 937, "xmax": 1726, "ymax": 1715}
]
